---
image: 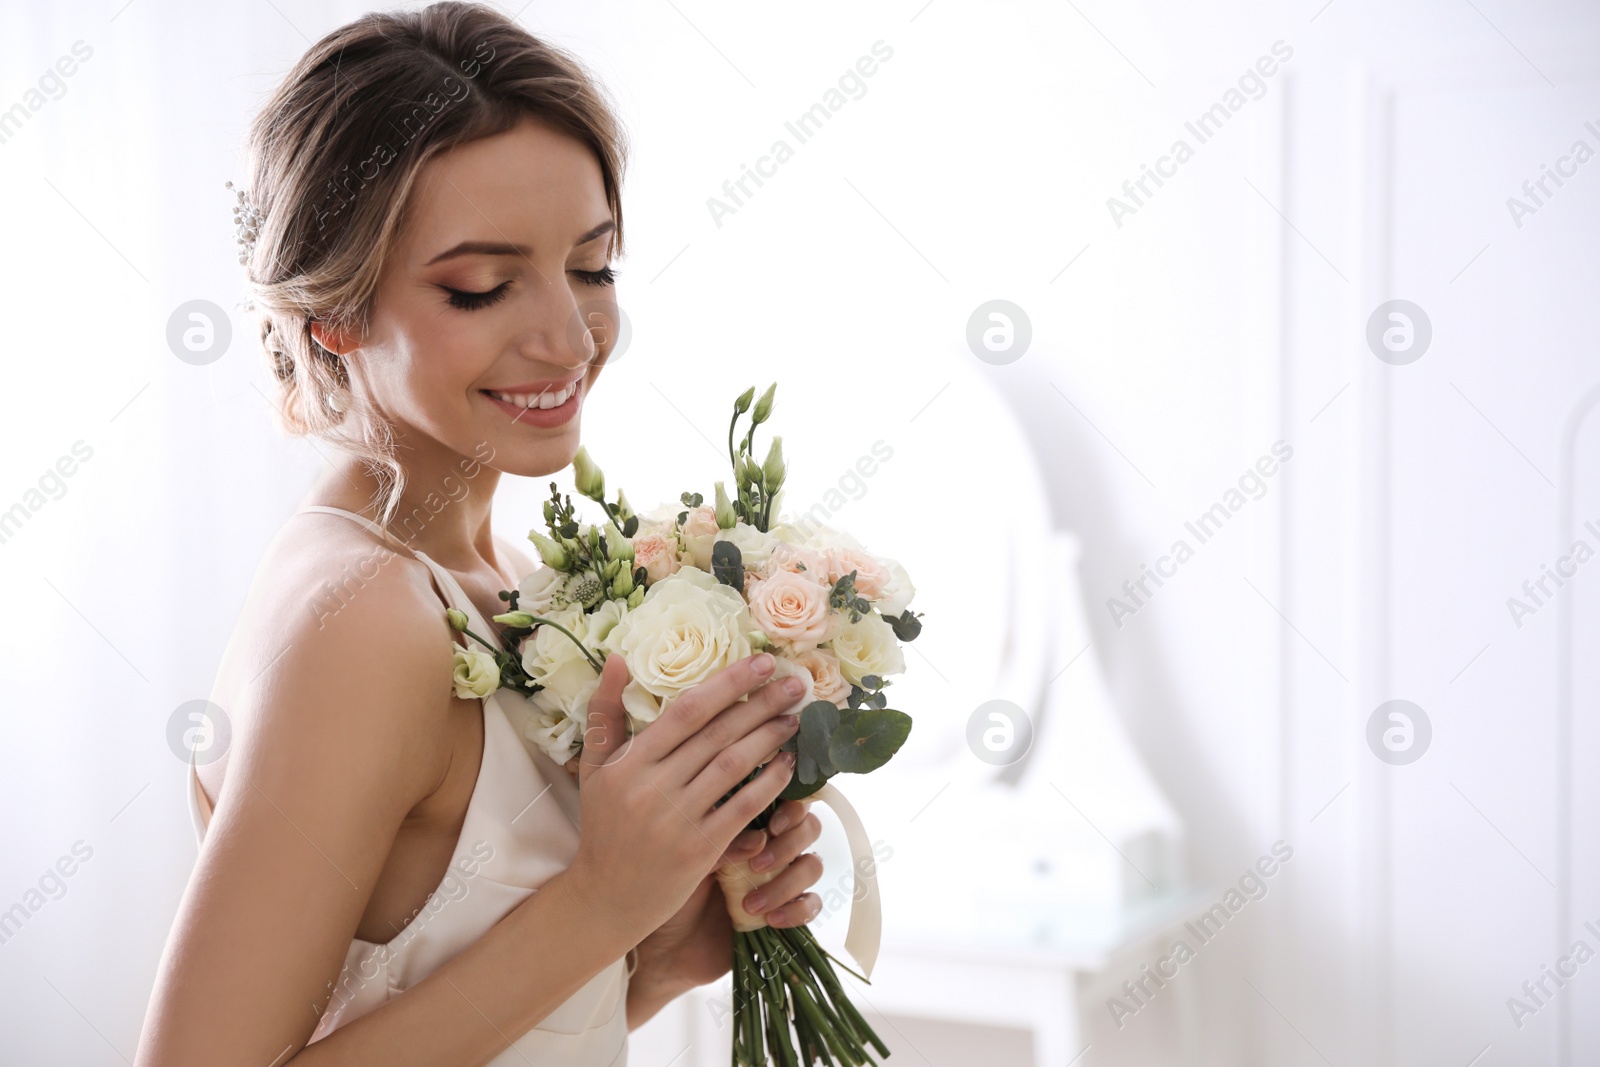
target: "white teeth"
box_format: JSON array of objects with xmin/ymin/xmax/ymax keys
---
[{"xmin": 488, "ymin": 382, "xmax": 577, "ymax": 410}]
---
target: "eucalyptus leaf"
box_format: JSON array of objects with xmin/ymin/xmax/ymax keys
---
[
  {"xmin": 829, "ymin": 709, "xmax": 913, "ymax": 774},
  {"xmin": 885, "ymin": 610, "xmax": 923, "ymax": 642},
  {"xmin": 711, "ymin": 540, "xmax": 744, "ymax": 593},
  {"xmin": 795, "ymin": 700, "xmax": 839, "ymax": 784}
]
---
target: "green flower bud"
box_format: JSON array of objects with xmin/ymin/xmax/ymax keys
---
[
  {"xmin": 610, "ymin": 567, "xmax": 634, "ymax": 598},
  {"xmin": 616, "ymin": 489, "xmax": 635, "ymax": 523},
  {"xmin": 762, "ymin": 435, "xmax": 785, "ymax": 491},
  {"xmin": 714, "ymin": 481, "xmax": 737, "ymax": 529},
  {"xmin": 606, "ymin": 521, "xmax": 634, "ymax": 560},
  {"xmin": 733, "ymin": 386, "xmax": 755, "ymax": 415},
  {"xmin": 603, "ymin": 557, "xmax": 622, "ymax": 580},
  {"xmin": 445, "ymin": 608, "xmax": 470, "ymax": 631},
  {"xmin": 751, "ymin": 383, "xmax": 776, "ymax": 425},
  {"xmin": 492, "ymin": 611, "xmax": 536, "ymax": 629},
  {"xmin": 748, "ymin": 630, "xmax": 770, "ymax": 651},
  {"xmin": 528, "ymin": 530, "xmax": 570, "ymax": 570},
  {"xmin": 572, "ymin": 445, "xmax": 605, "ymax": 499},
  {"xmin": 738, "ymin": 453, "xmax": 761, "ymax": 488},
  {"xmin": 626, "ymin": 584, "xmax": 645, "ymax": 609}
]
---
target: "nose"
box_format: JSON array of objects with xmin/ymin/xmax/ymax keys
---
[{"xmin": 515, "ymin": 282, "xmax": 596, "ymax": 373}]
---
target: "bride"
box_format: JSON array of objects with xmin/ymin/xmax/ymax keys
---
[{"xmin": 136, "ymin": 4, "xmax": 824, "ymax": 1064}]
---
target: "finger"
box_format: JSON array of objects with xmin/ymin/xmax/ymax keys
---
[
  {"xmin": 665, "ymin": 673, "xmax": 808, "ymax": 785},
  {"xmin": 740, "ymin": 853, "xmax": 824, "ymax": 918},
  {"xmin": 579, "ymin": 653, "xmax": 630, "ymax": 786},
  {"xmin": 630, "ymin": 653, "xmax": 777, "ymax": 762},
  {"xmin": 705, "ymin": 750, "xmax": 795, "ymax": 843},
  {"xmin": 764, "ymin": 891, "xmax": 823, "ymax": 929},
  {"xmin": 685, "ymin": 708, "xmax": 801, "ymax": 814},
  {"xmin": 720, "ymin": 827, "xmax": 768, "ymax": 866},
  {"xmin": 749, "ymin": 809, "xmax": 822, "ymax": 874},
  {"xmin": 766, "ymin": 798, "xmax": 813, "ymax": 837}
]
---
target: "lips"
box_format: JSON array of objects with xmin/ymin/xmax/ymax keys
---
[{"xmin": 479, "ymin": 376, "xmax": 583, "ymax": 427}]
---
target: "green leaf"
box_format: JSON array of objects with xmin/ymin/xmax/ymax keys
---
[
  {"xmin": 622, "ymin": 515, "xmax": 639, "ymax": 537},
  {"xmin": 860, "ymin": 673, "xmax": 882, "ymax": 690},
  {"xmin": 885, "ymin": 610, "xmax": 923, "ymax": 642},
  {"xmin": 830, "ymin": 709, "xmax": 913, "ymax": 774},
  {"xmin": 711, "ymin": 540, "xmax": 744, "ymax": 594},
  {"xmin": 795, "ymin": 700, "xmax": 839, "ymax": 784}
]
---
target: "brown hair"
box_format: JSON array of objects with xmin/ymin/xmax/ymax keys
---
[{"xmin": 241, "ymin": 1, "xmax": 628, "ymax": 525}]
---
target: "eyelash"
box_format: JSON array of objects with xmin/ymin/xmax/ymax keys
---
[{"xmin": 442, "ymin": 266, "xmax": 617, "ymax": 311}]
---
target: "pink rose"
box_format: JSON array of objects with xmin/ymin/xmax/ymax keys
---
[
  {"xmin": 631, "ymin": 532, "xmax": 681, "ymax": 585},
  {"xmin": 763, "ymin": 540, "xmax": 829, "ymax": 582},
  {"xmin": 825, "ymin": 546, "xmax": 890, "ymax": 601},
  {"xmin": 746, "ymin": 569, "xmax": 840, "ymax": 652},
  {"xmin": 786, "ymin": 647, "xmax": 851, "ymax": 705}
]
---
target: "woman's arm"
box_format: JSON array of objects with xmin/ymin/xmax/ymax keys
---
[{"xmin": 135, "ymin": 551, "xmax": 639, "ymax": 1067}]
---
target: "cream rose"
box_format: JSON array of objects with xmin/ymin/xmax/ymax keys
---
[
  {"xmin": 746, "ymin": 569, "xmax": 839, "ymax": 653},
  {"xmin": 827, "ymin": 611, "xmax": 906, "ymax": 685},
  {"xmin": 451, "ymin": 645, "xmax": 501, "ymax": 699},
  {"xmin": 679, "ymin": 504, "xmax": 721, "ymax": 571},
  {"xmin": 874, "ymin": 556, "xmax": 916, "ymax": 616},
  {"xmin": 713, "ymin": 522, "xmax": 779, "ymax": 572},
  {"xmin": 602, "ymin": 567, "xmax": 757, "ymax": 727},
  {"xmin": 786, "ymin": 646, "xmax": 851, "ymax": 705}
]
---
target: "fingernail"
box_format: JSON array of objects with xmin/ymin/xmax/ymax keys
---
[
  {"xmin": 744, "ymin": 891, "xmax": 768, "ymax": 914},
  {"xmin": 783, "ymin": 677, "xmax": 804, "ymax": 697},
  {"xmin": 750, "ymin": 849, "xmax": 775, "ymax": 872},
  {"xmin": 769, "ymin": 810, "xmax": 791, "ymax": 835},
  {"xmin": 779, "ymin": 713, "xmax": 800, "ymax": 732},
  {"xmin": 752, "ymin": 652, "xmax": 775, "ymax": 675},
  {"xmin": 734, "ymin": 829, "xmax": 765, "ymax": 851}
]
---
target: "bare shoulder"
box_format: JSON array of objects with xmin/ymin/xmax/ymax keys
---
[
  {"xmin": 147, "ymin": 514, "xmax": 464, "ymax": 1063},
  {"xmin": 208, "ymin": 512, "xmax": 458, "ymax": 805}
]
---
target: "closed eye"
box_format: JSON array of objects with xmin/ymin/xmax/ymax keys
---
[
  {"xmin": 441, "ymin": 281, "xmax": 511, "ymax": 311},
  {"xmin": 571, "ymin": 265, "xmax": 616, "ymax": 286}
]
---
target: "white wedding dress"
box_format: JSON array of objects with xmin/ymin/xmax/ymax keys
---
[{"xmin": 187, "ymin": 504, "xmax": 630, "ymax": 1065}]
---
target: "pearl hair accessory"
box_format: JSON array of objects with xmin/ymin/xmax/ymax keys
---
[{"xmin": 224, "ymin": 180, "xmax": 263, "ymax": 266}]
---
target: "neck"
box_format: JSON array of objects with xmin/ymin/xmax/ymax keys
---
[{"xmin": 306, "ymin": 432, "xmax": 503, "ymax": 573}]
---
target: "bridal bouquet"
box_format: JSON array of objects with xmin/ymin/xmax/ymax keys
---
[{"xmin": 447, "ymin": 384, "xmax": 922, "ymax": 1066}]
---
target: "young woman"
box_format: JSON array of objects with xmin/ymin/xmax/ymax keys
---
[{"xmin": 137, "ymin": 5, "xmax": 824, "ymax": 1064}]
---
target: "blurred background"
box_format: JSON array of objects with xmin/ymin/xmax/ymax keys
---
[{"xmin": 2, "ymin": 0, "xmax": 1598, "ymax": 1064}]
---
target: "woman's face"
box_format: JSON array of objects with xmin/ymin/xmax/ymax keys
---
[{"xmin": 346, "ymin": 115, "xmax": 619, "ymax": 478}]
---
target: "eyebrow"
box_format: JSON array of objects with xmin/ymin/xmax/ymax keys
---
[{"xmin": 424, "ymin": 219, "xmax": 615, "ymax": 265}]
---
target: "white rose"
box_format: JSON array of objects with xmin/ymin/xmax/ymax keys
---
[
  {"xmin": 451, "ymin": 645, "xmax": 501, "ymax": 699},
  {"xmin": 713, "ymin": 522, "xmax": 778, "ymax": 571},
  {"xmin": 827, "ymin": 612, "xmax": 905, "ymax": 685},
  {"xmin": 875, "ymin": 557, "xmax": 916, "ymax": 616},
  {"xmin": 604, "ymin": 567, "xmax": 756, "ymax": 727}
]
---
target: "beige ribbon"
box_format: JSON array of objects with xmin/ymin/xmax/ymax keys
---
[
  {"xmin": 812, "ymin": 781, "xmax": 882, "ymax": 979},
  {"xmin": 713, "ymin": 780, "xmax": 884, "ymax": 979}
]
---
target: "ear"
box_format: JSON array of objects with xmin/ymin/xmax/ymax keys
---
[{"xmin": 309, "ymin": 320, "xmax": 359, "ymax": 357}]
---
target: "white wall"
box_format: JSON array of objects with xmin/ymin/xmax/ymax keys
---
[{"xmin": 1, "ymin": 1, "xmax": 1597, "ymax": 1065}]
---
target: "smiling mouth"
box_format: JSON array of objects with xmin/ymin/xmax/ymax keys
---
[{"xmin": 480, "ymin": 380, "xmax": 580, "ymax": 410}]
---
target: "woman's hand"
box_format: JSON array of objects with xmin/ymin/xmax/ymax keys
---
[
  {"xmin": 635, "ymin": 797, "xmax": 825, "ymax": 988},
  {"xmin": 562, "ymin": 651, "xmax": 805, "ymax": 945}
]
